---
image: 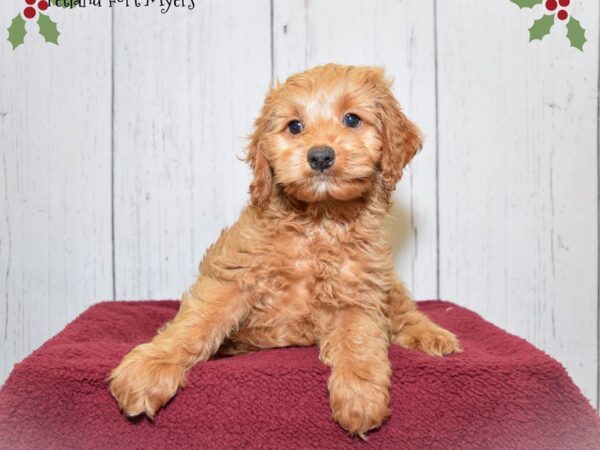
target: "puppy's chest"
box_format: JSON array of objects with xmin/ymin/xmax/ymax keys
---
[{"xmin": 255, "ymin": 225, "xmax": 374, "ymax": 307}]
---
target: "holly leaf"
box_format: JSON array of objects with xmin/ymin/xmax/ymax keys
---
[
  {"xmin": 566, "ymin": 17, "xmax": 586, "ymax": 51},
  {"xmin": 37, "ymin": 13, "xmax": 60, "ymax": 45},
  {"xmin": 510, "ymin": 0, "xmax": 543, "ymax": 8},
  {"xmin": 7, "ymin": 14, "xmax": 27, "ymax": 50},
  {"xmin": 529, "ymin": 14, "xmax": 554, "ymax": 41}
]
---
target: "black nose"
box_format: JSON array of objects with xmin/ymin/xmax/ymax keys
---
[{"xmin": 307, "ymin": 147, "xmax": 335, "ymax": 171}]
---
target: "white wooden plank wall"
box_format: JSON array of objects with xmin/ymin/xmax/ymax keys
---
[
  {"xmin": 113, "ymin": 0, "xmax": 270, "ymax": 300},
  {"xmin": 436, "ymin": 0, "xmax": 599, "ymax": 407},
  {"xmin": 0, "ymin": 6, "xmax": 113, "ymax": 384},
  {"xmin": 1, "ymin": 0, "xmax": 598, "ymax": 410}
]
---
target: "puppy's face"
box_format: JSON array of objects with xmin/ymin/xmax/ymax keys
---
[{"xmin": 248, "ymin": 64, "xmax": 422, "ymax": 206}]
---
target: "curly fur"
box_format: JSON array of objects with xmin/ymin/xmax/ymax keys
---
[{"xmin": 109, "ymin": 64, "xmax": 461, "ymax": 437}]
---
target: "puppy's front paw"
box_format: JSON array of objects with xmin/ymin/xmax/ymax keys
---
[
  {"xmin": 108, "ymin": 344, "xmax": 186, "ymax": 418},
  {"xmin": 394, "ymin": 321, "xmax": 462, "ymax": 356},
  {"xmin": 328, "ymin": 373, "xmax": 390, "ymax": 438}
]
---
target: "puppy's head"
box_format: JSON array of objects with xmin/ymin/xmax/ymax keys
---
[{"xmin": 247, "ymin": 64, "xmax": 422, "ymax": 206}]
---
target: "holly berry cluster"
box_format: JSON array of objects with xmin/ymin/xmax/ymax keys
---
[
  {"xmin": 511, "ymin": 0, "xmax": 586, "ymax": 51},
  {"xmin": 544, "ymin": 0, "xmax": 569, "ymax": 21},
  {"xmin": 23, "ymin": 0, "xmax": 50, "ymax": 20}
]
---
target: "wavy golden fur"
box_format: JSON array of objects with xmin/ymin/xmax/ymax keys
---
[{"xmin": 109, "ymin": 64, "xmax": 461, "ymax": 438}]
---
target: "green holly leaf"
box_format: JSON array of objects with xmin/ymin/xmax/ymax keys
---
[
  {"xmin": 511, "ymin": 0, "xmax": 543, "ymax": 8},
  {"xmin": 7, "ymin": 14, "xmax": 27, "ymax": 50},
  {"xmin": 529, "ymin": 14, "xmax": 554, "ymax": 41},
  {"xmin": 38, "ymin": 13, "xmax": 60, "ymax": 45},
  {"xmin": 566, "ymin": 17, "xmax": 586, "ymax": 51}
]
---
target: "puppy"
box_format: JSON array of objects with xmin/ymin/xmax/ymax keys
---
[{"xmin": 109, "ymin": 64, "xmax": 461, "ymax": 437}]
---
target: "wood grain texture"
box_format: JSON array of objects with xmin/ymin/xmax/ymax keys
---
[
  {"xmin": 272, "ymin": 0, "xmax": 439, "ymax": 299},
  {"xmin": 112, "ymin": 0, "xmax": 271, "ymax": 300},
  {"xmin": 0, "ymin": 6, "xmax": 113, "ymax": 383},
  {"xmin": 436, "ymin": 0, "xmax": 599, "ymax": 407}
]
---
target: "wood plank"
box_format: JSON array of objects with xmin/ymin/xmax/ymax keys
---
[
  {"xmin": 436, "ymin": 0, "xmax": 599, "ymax": 406},
  {"xmin": 113, "ymin": 0, "xmax": 272, "ymax": 299},
  {"xmin": 0, "ymin": 6, "xmax": 113, "ymax": 384},
  {"xmin": 272, "ymin": 0, "xmax": 438, "ymax": 299}
]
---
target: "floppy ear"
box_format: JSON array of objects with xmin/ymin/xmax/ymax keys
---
[
  {"xmin": 246, "ymin": 109, "xmax": 273, "ymax": 207},
  {"xmin": 378, "ymin": 85, "xmax": 423, "ymax": 191}
]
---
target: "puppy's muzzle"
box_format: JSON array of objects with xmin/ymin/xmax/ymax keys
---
[{"xmin": 307, "ymin": 147, "xmax": 335, "ymax": 171}]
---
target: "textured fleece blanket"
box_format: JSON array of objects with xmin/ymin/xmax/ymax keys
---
[{"xmin": 0, "ymin": 300, "xmax": 598, "ymax": 449}]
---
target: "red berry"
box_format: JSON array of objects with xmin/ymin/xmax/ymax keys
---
[
  {"xmin": 557, "ymin": 9, "xmax": 568, "ymax": 20},
  {"xmin": 559, "ymin": 0, "xmax": 570, "ymax": 6},
  {"xmin": 38, "ymin": 0, "xmax": 48, "ymax": 10},
  {"xmin": 23, "ymin": 6, "xmax": 36, "ymax": 19},
  {"xmin": 25, "ymin": 0, "xmax": 35, "ymax": 4},
  {"xmin": 545, "ymin": 0, "xmax": 557, "ymax": 11}
]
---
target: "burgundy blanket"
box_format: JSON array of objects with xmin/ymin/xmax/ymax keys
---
[{"xmin": 0, "ymin": 300, "xmax": 598, "ymax": 449}]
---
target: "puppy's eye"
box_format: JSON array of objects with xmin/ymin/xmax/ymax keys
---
[
  {"xmin": 343, "ymin": 113, "xmax": 361, "ymax": 128},
  {"xmin": 288, "ymin": 120, "xmax": 303, "ymax": 135}
]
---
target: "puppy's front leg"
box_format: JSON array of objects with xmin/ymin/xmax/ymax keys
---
[
  {"xmin": 319, "ymin": 307, "xmax": 391, "ymax": 438},
  {"xmin": 109, "ymin": 276, "xmax": 248, "ymax": 418},
  {"xmin": 388, "ymin": 278, "xmax": 461, "ymax": 356}
]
